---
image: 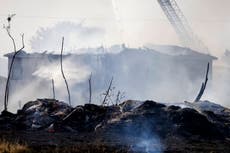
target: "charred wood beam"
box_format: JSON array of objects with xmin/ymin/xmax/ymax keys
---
[
  {"xmin": 194, "ymin": 63, "xmax": 209, "ymax": 102},
  {"xmin": 88, "ymin": 73, "xmax": 92, "ymax": 104},
  {"xmin": 51, "ymin": 79, "xmax": 55, "ymax": 99}
]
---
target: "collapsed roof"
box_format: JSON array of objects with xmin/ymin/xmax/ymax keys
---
[{"xmin": 4, "ymin": 45, "xmax": 217, "ymax": 61}]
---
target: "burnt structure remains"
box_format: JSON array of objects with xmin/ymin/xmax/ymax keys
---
[{"xmin": 4, "ymin": 45, "xmax": 217, "ymax": 109}]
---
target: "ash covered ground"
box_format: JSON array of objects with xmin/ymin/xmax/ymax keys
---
[{"xmin": 1, "ymin": 99, "xmax": 230, "ymax": 153}]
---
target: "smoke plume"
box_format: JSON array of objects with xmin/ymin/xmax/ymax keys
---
[{"xmin": 30, "ymin": 21, "xmax": 105, "ymax": 52}]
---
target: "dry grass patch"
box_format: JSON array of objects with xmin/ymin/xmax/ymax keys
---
[{"xmin": 0, "ymin": 139, "xmax": 29, "ymax": 153}]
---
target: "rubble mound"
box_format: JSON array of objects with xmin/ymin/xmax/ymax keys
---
[
  {"xmin": 185, "ymin": 100, "xmax": 228, "ymax": 115},
  {"xmin": 99, "ymin": 100, "xmax": 224, "ymax": 139},
  {"xmin": 0, "ymin": 99, "xmax": 229, "ymax": 137},
  {"xmin": 1, "ymin": 99, "xmax": 230, "ymax": 152},
  {"xmin": 16, "ymin": 99, "xmax": 72, "ymax": 129},
  {"xmin": 62, "ymin": 104, "xmax": 121, "ymax": 132}
]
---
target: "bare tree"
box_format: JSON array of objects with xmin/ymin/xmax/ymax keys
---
[
  {"xmin": 102, "ymin": 77, "xmax": 113, "ymax": 106},
  {"xmin": 88, "ymin": 73, "xmax": 92, "ymax": 104},
  {"xmin": 51, "ymin": 79, "xmax": 55, "ymax": 99},
  {"xmin": 194, "ymin": 63, "xmax": 209, "ymax": 102},
  {"xmin": 60, "ymin": 37, "xmax": 71, "ymax": 106},
  {"xmin": 3, "ymin": 14, "xmax": 25, "ymax": 111}
]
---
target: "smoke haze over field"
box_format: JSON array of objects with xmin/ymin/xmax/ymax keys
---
[
  {"xmin": 4, "ymin": 45, "xmax": 228, "ymax": 113},
  {"xmin": 0, "ymin": 0, "xmax": 230, "ymax": 111}
]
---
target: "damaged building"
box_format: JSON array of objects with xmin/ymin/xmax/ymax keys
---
[{"xmin": 4, "ymin": 45, "xmax": 217, "ymax": 111}]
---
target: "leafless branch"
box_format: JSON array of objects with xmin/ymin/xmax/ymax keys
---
[
  {"xmin": 115, "ymin": 90, "xmax": 125, "ymax": 105},
  {"xmin": 60, "ymin": 37, "xmax": 71, "ymax": 106},
  {"xmin": 115, "ymin": 91, "xmax": 120, "ymax": 105},
  {"xmin": 18, "ymin": 33, "xmax": 25, "ymax": 51},
  {"xmin": 6, "ymin": 27, "xmax": 16, "ymax": 52},
  {"xmin": 102, "ymin": 77, "xmax": 113, "ymax": 106},
  {"xmin": 3, "ymin": 17, "xmax": 25, "ymax": 111}
]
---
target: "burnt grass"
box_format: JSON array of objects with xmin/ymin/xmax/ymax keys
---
[{"xmin": 1, "ymin": 99, "xmax": 230, "ymax": 153}]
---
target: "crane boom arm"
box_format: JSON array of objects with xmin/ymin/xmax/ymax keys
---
[{"xmin": 157, "ymin": 0, "xmax": 208, "ymax": 53}]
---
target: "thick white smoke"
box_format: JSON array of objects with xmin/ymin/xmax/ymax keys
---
[
  {"xmin": 30, "ymin": 21, "xmax": 105, "ymax": 52},
  {"xmin": 3, "ymin": 19, "xmax": 230, "ymax": 112},
  {"xmin": 33, "ymin": 58, "xmax": 91, "ymax": 87}
]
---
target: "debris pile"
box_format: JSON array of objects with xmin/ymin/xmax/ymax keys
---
[
  {"xmin": 99, "ymin": 100, "xmax": 224, "ymax": 139},
  {"xmin": 1, "ymin": 99, "xmax": 230, "ymax": 152},
  {"xmin": 185, "ymin": 100, "xmax": 227, "ymax": 115},
  {"xmin": 16, "ymin": 99, "xmax": 72, "ymax": 129}
]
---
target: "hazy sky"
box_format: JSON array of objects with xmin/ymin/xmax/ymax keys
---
[{"xmin": 0, "ymin": 0, "xmax": 230, "ymax": 57}]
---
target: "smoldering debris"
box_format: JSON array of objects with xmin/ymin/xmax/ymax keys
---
[
  {"xmin": 1, "ymin": 99, "xmax": 230, "ymax": 152},
  {"xmin": 17, "ymin": 99, "xmax": 72, "ymax": 129}
]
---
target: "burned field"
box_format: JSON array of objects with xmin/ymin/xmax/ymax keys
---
[
  {"xmin": 1, "ymin": 99, "xmax": 230, "ymax": 153},
  {"xmin": 1, "ymin": 0, "xmax": 230, "ymax": 152},
  {"xmin": 0, "ymin": 16, "xmax": 224, "ymax": 153}
]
